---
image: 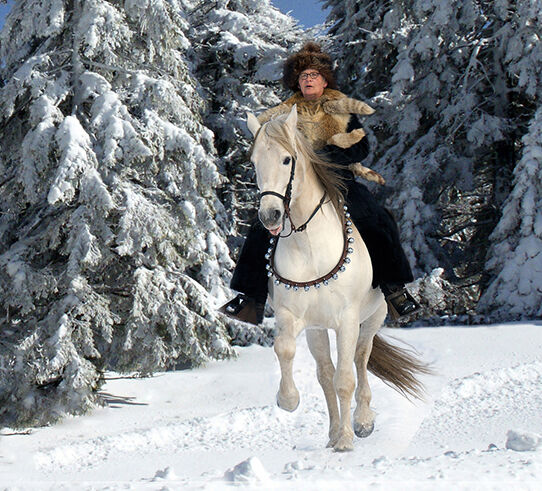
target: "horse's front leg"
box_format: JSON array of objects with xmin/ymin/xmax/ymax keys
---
[
  {"xmin": 274, "ymin": 311, "xmax": 303, "ymax": 412},
  {"xmin": 333, "ymin": 318, "xmax": 359, "ymax": 452},
  {"xmin": 306, "ymin": 328, "xmax": 340, "ymax": 448}
]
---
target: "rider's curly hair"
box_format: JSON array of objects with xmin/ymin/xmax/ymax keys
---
[{"xmin": 283, "ymin": 42, "xmax": 338, "ymax": 92}]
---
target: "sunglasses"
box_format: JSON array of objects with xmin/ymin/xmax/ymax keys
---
[{"xmin": 299, "ymin": 72, "xmax": 322, "ymax": 81}]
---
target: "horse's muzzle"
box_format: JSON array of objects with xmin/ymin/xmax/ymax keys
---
[{"xmin": 259, "ymin": 206, "xmax": 284, "ymax": 234}]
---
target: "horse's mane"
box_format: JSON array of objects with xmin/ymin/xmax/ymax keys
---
[{"xmin": 260, "ymin": 117, "xmax": 346, "ymax": 213}]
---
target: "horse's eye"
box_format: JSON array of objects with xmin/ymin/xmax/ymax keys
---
[{"xmin": 283, "ymin": 157, "xmax": 291, "ymax": 166}]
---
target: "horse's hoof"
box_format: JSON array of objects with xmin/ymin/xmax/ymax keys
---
[
  {"xmin": 276, "ymin": 392, "xmax": 299, "ymax": 412},
  {"xmin": 333, "ymin": 437, "xmax": 354, "ymax": 452},
  {"xmin": 326, "ymin": 436, "xmax": 339, "ymax": 448},
  {"xmin": 354, "ymin": 421, "xmax": 374, "ymax": 438},
  {"xmin": 326, "ymin": 428, "xmax": 340, "ymax": 448}
]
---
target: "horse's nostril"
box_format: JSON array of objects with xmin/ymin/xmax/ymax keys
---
[{"xmin": 259, "ymin": 207, "xmax": 282, "ymax": 227}]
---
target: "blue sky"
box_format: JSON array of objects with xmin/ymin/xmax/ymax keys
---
[
  {"xmin": 0, "ymin": 1, "xmax": 328, "ymax": 31},
  {"xmin": 0, "ymin": 1, "xmax": 13, "ymax": 30},
  {"xmin": 271, "ymin": 0, "xmax": 329, "ymax": 27}
]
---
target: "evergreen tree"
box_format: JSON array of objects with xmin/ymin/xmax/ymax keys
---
[
  {"xmin": 479, "ymin": 107, "xmax": 542, "ymax": 320},
  {"xmin": 325, "ymin": 0, "xmax": 542, "ymax": 319},
  {"xmin": 0, "ymin": 0, "xmax": 234, "ymax": 427}
]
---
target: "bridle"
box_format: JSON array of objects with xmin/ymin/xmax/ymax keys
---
[{"xmin": 258, "ymin": 155, "xmax": 327, "ymax": 237}]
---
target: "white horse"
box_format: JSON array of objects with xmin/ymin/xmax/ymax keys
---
[{"xmin": 247, "ymin": 105, "xmax": 428, "ymax": 452}]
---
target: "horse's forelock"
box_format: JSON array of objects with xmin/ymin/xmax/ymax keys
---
[{"xmin": 262, "ymin": 117, "xmax": 296, "ymax": 156}]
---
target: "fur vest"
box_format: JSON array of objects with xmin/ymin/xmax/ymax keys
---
[{"xmin": 257, "ymin": 89, "xmax": 374, "ymax": 151}]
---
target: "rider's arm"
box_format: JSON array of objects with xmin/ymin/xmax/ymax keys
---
[{"xmin": 320, "ymin": 115, "xmax": 370, "ymax": 166}]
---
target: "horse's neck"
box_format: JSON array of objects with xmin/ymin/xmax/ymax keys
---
[
  {"xmin": 289, "ymin": 163, "xmax": 324, "ymax": 225},
  {"xmin": 287, "ymin": 163, "xmax": 341, "ymax": 238}
]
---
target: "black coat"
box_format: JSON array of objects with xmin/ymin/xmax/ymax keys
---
[{"xmin": 320, "ymin": 115, "xmax": 413, "ymax": 287}]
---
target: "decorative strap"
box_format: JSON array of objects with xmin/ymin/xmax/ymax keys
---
[{"xmin": 266, "ymin": 206, "xmax": 355, "ymax": 291}]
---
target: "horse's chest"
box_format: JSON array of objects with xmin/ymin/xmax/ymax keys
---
[
  {"xmin": 274, "ymin": 285, "xmax": 357, "ymax": 328},
  {"xmin": 273, "ymin": 235, "xmax": 342, "ymax": 282},
  {"xmin": 271, "ymin": 227, "xmax": 373, "ymax": 328}
]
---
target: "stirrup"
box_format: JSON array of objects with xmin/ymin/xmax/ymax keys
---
[
  {"xmin": 218, "ymin": 295, "xmax": 265, "ymax": 326},
  {"xmin": 385, "ymin": 287, "xmax": 420, "ymax": 320}
]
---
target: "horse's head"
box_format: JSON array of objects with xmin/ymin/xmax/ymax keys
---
[{"xmin": 247, "ymin": 105, "xmax": 299, "ymax": 236}]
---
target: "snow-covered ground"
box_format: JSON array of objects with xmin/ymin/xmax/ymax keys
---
[{"xmin": 1, "ymin": 322, "xmax": 541, "ymax": 489}]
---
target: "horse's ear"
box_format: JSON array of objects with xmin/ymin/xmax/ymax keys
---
[
  {"xmin": 246, "ymin": 112, "xmax": 261, "ymax": 137},
  {"xmin": 285, "ymin": 104, "xmax": 298, "ymax": 133}
]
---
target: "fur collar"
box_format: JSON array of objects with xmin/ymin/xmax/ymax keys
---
[{"xmin": 257, "ymin": 89, "xmax": 374, "ymax": 150}]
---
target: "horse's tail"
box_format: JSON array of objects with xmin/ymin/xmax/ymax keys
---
[{"xmin": 367, "ymin": 334, "xmax": 432, "ymax": 400}]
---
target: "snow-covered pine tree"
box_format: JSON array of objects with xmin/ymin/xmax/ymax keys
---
[
  {"xmin": 479, "ymin": 108, "xmax": 542, "ymax": 320},
  {"xmin": 478, "ymin": 1, "xmax": 542, "ymax": 320},
  {"xmin": 0, "ymin": 0, "xmax": 234, "ymax": 427},
  {"xmin": 185, "ymin": 0, "xmax": 309, "ymax": 343},
  {"xmin": 324, "ymin": 0, "xmax": 541, "ymax": 319}
]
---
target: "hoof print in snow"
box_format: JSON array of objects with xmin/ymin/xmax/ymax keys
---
[{"xmin": 283, "ymin": 460, "xmax": 315, "ymax": 474}]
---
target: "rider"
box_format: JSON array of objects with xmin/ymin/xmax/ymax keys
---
[{"xmin": 220, "ymin": 42, "xmax": 420, "ymax": 324}]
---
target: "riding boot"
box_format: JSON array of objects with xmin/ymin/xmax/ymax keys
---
[
  {"xmin": 219, "ymin": 220, "xmax": 269, "ymax": 325},
  {"xmin": 218, "ymin": 294, "xmax": 266, "ymax": 325},
  {"xmin": 381, "ymin": 284, "xmax": 420, "ymax": 320}
]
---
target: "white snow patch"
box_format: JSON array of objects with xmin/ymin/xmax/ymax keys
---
[
  {"xmin": 2, "ymin": 323, "xmax": 542, "ymax": 488},
  {"xmin": 223, "ymin": 456, "xmax": 270, "ymax": 483},
  {"xmin": 506, "ymin": 430, "xmax": 541, "ymax": 452}
]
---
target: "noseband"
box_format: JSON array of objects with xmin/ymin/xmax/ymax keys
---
[{"xmin": 259, "ymin": 156, "xmax": 326, "ymax": 236}]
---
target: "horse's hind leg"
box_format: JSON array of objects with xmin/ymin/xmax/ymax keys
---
[
  {"xmin": 354, "ymin": 301, "xmax": 387, "ymax": 438},
  {"xmin": 306, "ymin": 329, "xmax": 340, "ymax": 448}
]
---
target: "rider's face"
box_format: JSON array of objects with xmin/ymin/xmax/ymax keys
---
[{"xmin": 298, "ymin": 69, "xmax": 328, "ymax": 100}]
